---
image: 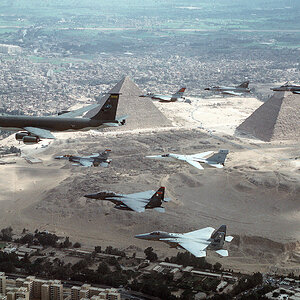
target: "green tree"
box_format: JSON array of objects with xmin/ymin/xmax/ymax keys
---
[
  {"xmin": 73, "ymin": 242, "xmax": 81, "ymax": 248},
  {"xmin": 94, "ymin": 246, "xmax": 101, "ymax": 253},
  {"xmin": 61, "ymin": 237, "xmax": 72, "ymax": 248},
  {"xmin": 144, "ymin": 247, "xmax": 158, "ymax": 262},
  {"xmin": 214, "ymin": 262, "xmax": 222, "ymax": 271},
  {"xmin": 0, "ymin": 227, "xmax": 13, "ymax": 241},
  {"xmin": 97, "ymin": 262, "xmax": 110, "ymax": 275}
]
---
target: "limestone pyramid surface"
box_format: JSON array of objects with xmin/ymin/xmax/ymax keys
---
[
  {"xmin": 89, "ymin": 76, "xmax": 172, "ymax": 130},
  {"xmin": 237, "ymin": 92, "xmax": 300, "ymax": 141}
]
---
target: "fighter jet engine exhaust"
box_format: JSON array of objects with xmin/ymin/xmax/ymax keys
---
[
  {"xmin": 22, "ymin": 135, "xmax": 40, "ymax": 144},
  {"xmin": 15, "ymin": 132, "xmax": 30, "ymax": 141}
]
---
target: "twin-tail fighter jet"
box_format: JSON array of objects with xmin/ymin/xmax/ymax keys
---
[
  {"xmin": 84, "ymin": 187, "xmax": 170, "ymax": 213},
  {"xmin": 55, "ymin": 149, "xmax": 111, "ymax": 167},
  {"xmin": 0, "ymin": 93, "xmax": 126, "ymax": 144},
  {"xmin": 146, "ymin": 149, "xmax": 229, "ymax": 170},
  {"xmin": 271, "ymin": 82, "xmax": 300, "ymax": 94},
  {"xmin": 204, "ymin": 81, "xmax": 251, "ymax": 96},
  {"xmin": 140, "ymin": 87, "xmax": 188, "ymax": 103},
  {"xmin": 135, "ymin": 225, "xmax": 233, "ymax": 257}
]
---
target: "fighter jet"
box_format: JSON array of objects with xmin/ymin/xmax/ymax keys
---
[
  {"xmin": 139, "ymin": 87, "xmax": 188, "ymax": 102},
  {"xmin": 146, "ymin": 150, "xmax": 229, "ymax": 170},
  {"xmin": 0, "ymin": 93, "xmax": 126, "ymax": 144},
  {"xmin": 271, "ymin": 82, "xmax": 300, "ymax": 94},
  {"xmin": 55, "ymin": 149, "xmax": 111, "ymax": 167},
  {"xmin": 204, "ymin": 81, "xmax": 250, "ymax": 96},
  {"xmin": 84, "ymin": 187, "xmax": 170, "ymax": 213},
  {"xmin": 135, "ymin": 225, "xmax": 233, "ymax": 258}
]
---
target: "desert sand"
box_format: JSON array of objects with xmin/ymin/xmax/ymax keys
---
[{"xmin": 0, "ymin": 94, "xmax": 299, "ymax": 275}]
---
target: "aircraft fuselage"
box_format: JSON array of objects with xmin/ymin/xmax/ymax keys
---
[
  {"xmin": 207, "ymin": 86, "xmax": 250, "ymax": 93},
  {"xmin": 0, "ymin": 115, "xmax": 112, "ymax": 132},
  {"xmin": 272, "ymin": 85, "xmax": 300, "ymax": 92}
]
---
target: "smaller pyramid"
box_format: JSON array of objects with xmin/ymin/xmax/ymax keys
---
[
  {"xmin": 237, "ymin": 92, "xmax": 300, "ymax": 141},
  {"xmin": 87, "ymin": 77, "xmax": 172, "ymax": 130}
]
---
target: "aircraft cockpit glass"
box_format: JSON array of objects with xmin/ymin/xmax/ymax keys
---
[
  {"xmin": 150, "ymin": 231, "xmax": 160, "ymax": 236},
  {"xmin": 162, "ymin": 154, "xmax": 170, "ymax": 157}
]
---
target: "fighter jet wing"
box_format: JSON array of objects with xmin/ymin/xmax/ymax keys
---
[
  {"xmin": 178, "ymin": 240, "xmax": 208, "ymax": 257},
  {"xmin": 24, "ymin": 127, "xmax": 56, "ymax": 139},
  {"xmin": 152, "ymin": 95, "xmax": 172, "ymax": 101},
  {"xmin": 57, "ymin": 103, "xmax": 99, "ymax": 118},
  {"xmin": 215, "ymin": 249, "xmax": 229, "ymax": 257},
  {"xmin": 79, "ymin": 159, "xmax": 93, "ymax": 167},
  {"xmin": 184, "ymin": 227, "xmax": 216, "ymax": 239},
  {"xmin": 191, "ymin": 151, "xmax": 214, "ymax": 159},
  {"xmin": 125, "ymin": 190, "xmax": 156, "ymax": 199},
  {"xmin": 160, "ymin": 237, "xmax": 208, "ymax": 257},
  {"xmin": 222, "ymin": 91, "xmax": 243, "ymax": 96},
  {"xmin": 120, "ymin": 199, "xmax": 146, "ymax": 213},
  {"xmin": 185, "ymin": 159, "xmax": 204, "ymax": 170},
  {"xmin": 206, "ymin": 163, "xmax": 224, "ymax": 168}
]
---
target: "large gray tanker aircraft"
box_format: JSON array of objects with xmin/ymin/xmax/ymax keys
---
[
  {"xmin": 135, "ymin": 225, "xmax": 233, "ymax": 257},
  {"xmin": 84, "ymin": 187, "xmax": 170, "ymax": 212},
  {"xmin": 0, "ymin": 93, "xmax": 126, "ymax": 144}
]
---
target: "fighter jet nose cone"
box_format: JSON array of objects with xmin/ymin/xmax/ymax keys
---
[
  {"xmin": 84, "ymin": 194, "xmax": 97, "ymax": 199},
  {"xmin": 135, "ymin": 234, "xmax": 146, "ymax": 239}
]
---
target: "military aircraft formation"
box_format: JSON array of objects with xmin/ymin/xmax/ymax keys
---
[
  {"xmin": 141, "ymin": 81, "xmax": 299, "ymax": 100},
  {"xmin": 0, "ymin": 81, "xmax": 237, "ymax": 259},
  {"xmin": 1, "ymin": 66, "xmax": 299, "ymax": 260},
  {"xmin": 0, "ymin": 80, "xmax": 295, "ymax": 146}
]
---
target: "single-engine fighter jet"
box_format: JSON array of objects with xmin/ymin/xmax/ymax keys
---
[
  {"xmin": 55, "ymin": 149, "xmax": 111, "ymax": 167},
  {"xmin": 140, "ymin": 87, "xmax": 188, "ymax": 102},
  {"xmin": 84, "ymin": 187, "xmax": 170, "ymax": 213},
  {"xmin": 0, "ymin": 93, "xmax": 126, "ymax": 144},
  {"xmin": 204, "ymin": 81, "xmax": 250, "ymax": 96},
  {"xmin": 146, "ymin": 149, "xmax": 229, "ymax": 170},
  {"xmin": 135, "ymin": 225, "xmax": 233, "ymax": 257},
  {"xmin": 271, "ymin": 82, "xmax": 300, "ymax": 94}
]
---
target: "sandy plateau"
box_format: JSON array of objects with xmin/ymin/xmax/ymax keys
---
[{"xmin": 0, "ymin": 95, "xmax": 300, "ymax": 275}]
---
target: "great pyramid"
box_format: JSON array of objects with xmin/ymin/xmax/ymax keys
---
[
  {"xmin": 87, "ymin": 76, "xmax": 172, "ymax": 130},
  {"xmin": 236, "ymin": 92, "xmax": 300, "ymax": 141}
]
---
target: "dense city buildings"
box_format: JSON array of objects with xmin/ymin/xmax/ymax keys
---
[{"xmin": 0, "ymin": 273, "xmax": 120, "ymax": 300}]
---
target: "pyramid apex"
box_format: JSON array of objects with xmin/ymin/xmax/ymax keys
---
[{"xmin": 109, "ymin": 76, "xmax": 142, "ymax": 96}]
